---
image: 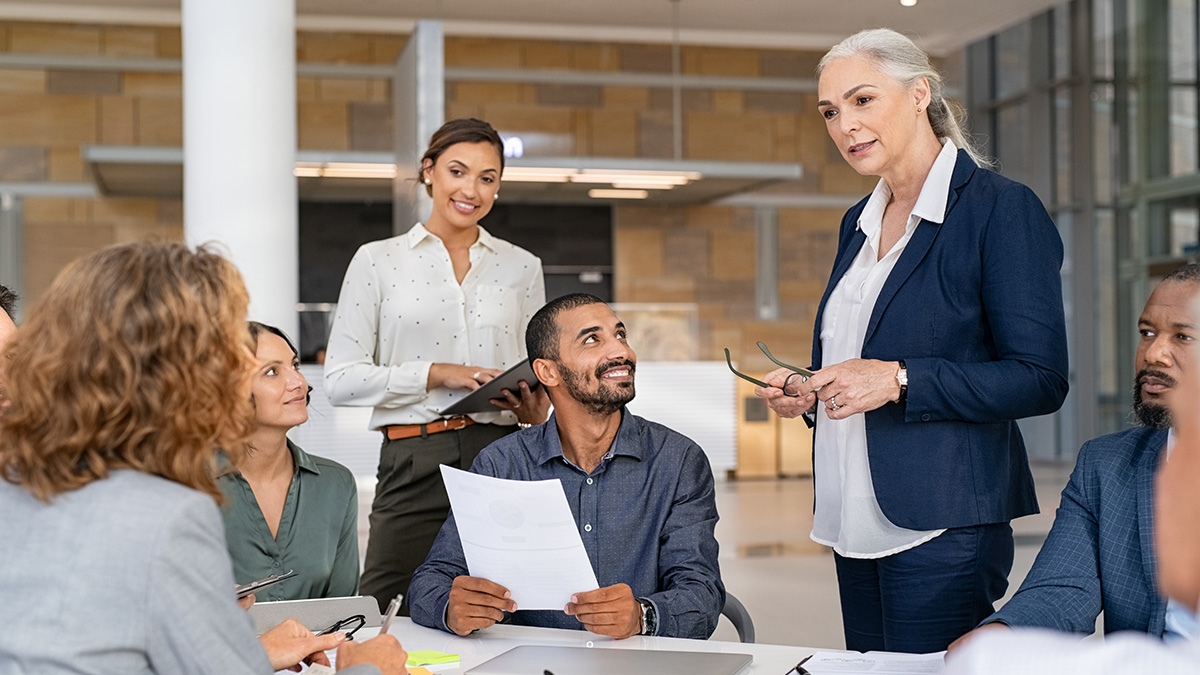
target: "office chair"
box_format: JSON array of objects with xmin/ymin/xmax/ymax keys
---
[{"xmin": 721, "ymin": 592, "xmax": 756, "ymax": 643}]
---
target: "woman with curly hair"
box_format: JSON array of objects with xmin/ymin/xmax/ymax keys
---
[{"xmin": 0, "ymin": 242, "xmax": 405, "ymax": 674}]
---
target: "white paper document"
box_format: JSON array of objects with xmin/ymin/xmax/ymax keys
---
[
  {"xmin": 800, "ymin": 650, "xmax": 946, "ymax": 674},
  {"xmin": 440, "ymin": 465, "xmax": 600, "ymax": 610}
]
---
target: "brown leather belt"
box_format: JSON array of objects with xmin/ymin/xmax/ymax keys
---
[{"xmin": 384, "ymin": 416, "xmax": 475, "ymax": 441}]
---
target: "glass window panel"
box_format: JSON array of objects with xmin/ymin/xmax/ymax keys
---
[
  {"xmin": 1053, "ymin": 5, "xmax": 1071, "ymax": 81},
  {"xmin": 1054, "ymin": 87, "xmax": 1073, "ymax": 205},
  {"xmin": 1094, "ymin": 0, "xmax": 1115, "ymax": 80},
  {"xmin": 1094, "ymin": 208, "xmax": 1122, "ymax": 434},
  {"xmin": 1171, "ymin": 203, "xmax": 1200, "ymax": 255},
  {"xmin": 967, "ymin": 40, "xmax": 993, "ymax": 105},
  {"xmin": 1148, "ymin": 202, "xmax": 1174, "ymax": 257},
  {"xmin": 1154, "ymin": 197, "xmax": 1200, "ymax": 257},
  {"xmin": 970, "ymin": 108, "xmax": 995, "ymax": 160},
  {"xmin": 997, "ymin": 102, "xmax": 1030, "ymax": 184},
  {"xmin": 1169, "ymin": 0, "xmax": 1197, "ymax": 80},
  {"xmin": 1127, "ymin": 0, "xmax": 1140, "ymax": 80},
  {"xmin": 996, "ymin": 22, "xmax": 1031, "ymax": 98},
  {"xmin": 1127, "ymin": 82, "xmax": 1139, "ymax": 185},
  {"xmin": 1094, "ymin": 84, "xmax": 1115, "ymax": 203},
  {"xmin": 1121, "ymin": 203, "xmax": 1139, "ymax": 264},
  {"xmin": 1170, "ymin": 86, "xmax": 1199, "ymax": 176}
]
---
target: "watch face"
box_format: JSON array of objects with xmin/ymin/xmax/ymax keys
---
[{"xmin": 638, "ymin": 599, "xmax": 657, "ymax": 635}]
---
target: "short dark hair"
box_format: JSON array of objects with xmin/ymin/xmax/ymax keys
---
[
  {"xmin": 526, "ymin": 293, "xmax": 606, "ymax": 363},
  {"xmin": 1165, "ymin": 262, "xmax": 1200, "ymax": 284},
  {"xmin": 420, "ymin": 118, "xmax": 505, "ymax": 196},
  {"xmin": 0, "ymin": 284, "xmax": 16, "ymax": 318}
]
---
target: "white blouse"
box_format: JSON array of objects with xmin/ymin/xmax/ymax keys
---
[
  {"xmin": 323, "ymin": 223, "xmax": 545, "ymax": 429},
  {"xmin": 810, "ymin": 140, "xmax": 959, "ymax": 558}
]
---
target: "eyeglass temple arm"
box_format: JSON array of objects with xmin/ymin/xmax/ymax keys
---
[
  {"xmin": 724, "ymin": 348, "xmax": 772, "ymax": 389},
  {"xmin": 756, "ymin": 341, "xmax": 814, "ymax": 378}
]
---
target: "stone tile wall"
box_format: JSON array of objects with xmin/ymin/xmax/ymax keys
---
[{"xmin": 0, "ymin": 24, "xmax": 942, "ymax": 475}]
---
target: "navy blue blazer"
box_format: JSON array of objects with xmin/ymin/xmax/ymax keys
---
[
  {"xmin": 987, "ymin": 426, "xmax": 1168, "ymax": 636},
  {"xmin": 813, "ymin": 150, "xmax": 1069, "ymax": 530}
]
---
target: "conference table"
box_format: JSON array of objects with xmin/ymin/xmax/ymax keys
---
[{"xmin": 367, "ymin": 617, "xmax": 814, "ymax": 674}]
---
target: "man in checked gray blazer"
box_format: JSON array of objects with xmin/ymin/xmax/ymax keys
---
[{"xmin": 950, "ymin": 264, "xmax": 1200, "ymax": 649}]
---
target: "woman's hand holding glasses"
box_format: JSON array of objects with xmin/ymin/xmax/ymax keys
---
[
  {"xmin": 756, "ymin": 367, "xmax": 819, "ymax": 419},
  {"xmin": 725, "ymin": 342, "xmax": 818, "ymax": 419}
]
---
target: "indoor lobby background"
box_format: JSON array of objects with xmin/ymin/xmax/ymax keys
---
[{"xmin": 0, "ymin": 0, "xmax": 1191, "ymax": 649}]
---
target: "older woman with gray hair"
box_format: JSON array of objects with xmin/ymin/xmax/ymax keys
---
[{"xmin": 755, "ymin": 28, "xmax": 1069, "ymax": 653}]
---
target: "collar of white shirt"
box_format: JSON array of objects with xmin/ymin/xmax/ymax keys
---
[
  {"xmin": 405, "ymin": 222, "xmax": 500, "ymax": 251},
  {"xmin": 857, "ymin": 138, "xmax": 960, "ymax": 243}
]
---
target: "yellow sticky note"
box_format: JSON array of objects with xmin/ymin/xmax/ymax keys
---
[
  {"xmin": 407, "ymin": 668, "xmax": 434, "ymax": 675},
  {"xmin": 406, "ymin": 649, "xmax": 460, "ymax": 666}
]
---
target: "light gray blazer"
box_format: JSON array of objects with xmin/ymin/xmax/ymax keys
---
[{"xmin": 0, "ymin": 469, "xmax": 377, "ymax": 674}]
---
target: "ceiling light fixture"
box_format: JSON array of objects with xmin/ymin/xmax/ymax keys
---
[
  {"xmin": 504, "ymin": 167, "xmax": 700, "ymax": 186},
  {"xmin": 573, "ymin": 169, "xmax": 700, "ymax": 185},
  {"xmin": 499, "ymin": 167, "xmax": 574, "ymax": 182},
  {"xmin": 291, "ymin": 162, "xmax": 702, "ymax": 189},
  {"xmin": 294, "ymin": 162, "xmax": 397, "ymax": 179},
  {"xmin": 611, "ymin": 182, "xmax": 677, "ymax": 190},
  {"xmin": 588, "ymin": 188, "xmax": 650, "ymax": 199},
  {"xmin": 900, "ymin": 0, "xmax": 918, "ymax": 6}
]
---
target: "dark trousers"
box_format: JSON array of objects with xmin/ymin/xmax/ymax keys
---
[
  {"xmin": 359, "ymin": 422, "xmax": 512, "ymax": 614},
  {"xmin": 833, "ymin": 522, "xmax": 1013, "ymax": 654}
]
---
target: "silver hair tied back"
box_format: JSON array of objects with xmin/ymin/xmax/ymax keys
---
[{"xmin": 817, "ymin": 28, "xmax": 993, "ymax": 169}]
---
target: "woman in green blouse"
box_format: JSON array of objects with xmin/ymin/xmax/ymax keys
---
[{"xmin": 219, "ymin": 322, "xmax": 360, "ymax": 601}]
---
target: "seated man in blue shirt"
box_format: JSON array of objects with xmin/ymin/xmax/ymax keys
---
[
  {"xmin": 949, "ymin": 264, "xmax": 1200, "ymax": 651},
  {"xmin": 409, "ymin": 293, "xmax": 724, "ymax": 640}
]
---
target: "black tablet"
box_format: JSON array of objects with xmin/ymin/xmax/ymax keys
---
[{"xmin": 438, "ymin": 358, "xmax": 540, "ymax": 416}]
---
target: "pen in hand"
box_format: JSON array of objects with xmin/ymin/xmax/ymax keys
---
[{"xmin": 380, "ymin": 594, "xmax": 403, "ymax": 635}]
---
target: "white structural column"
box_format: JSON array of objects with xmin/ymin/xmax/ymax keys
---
[
  {"xmin": 182, "ymin": 0, "xmax": 298, "ymax": 340},
  {"xmin": 393, "ymin": 20, "xmax": 444, "ymax": 235}
]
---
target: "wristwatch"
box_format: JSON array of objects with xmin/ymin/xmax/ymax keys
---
[
  {"xmin": 637, "ymin": 598, "xmax": 658, "ymax": 636},
  {"xmin": 896, "ymin": 360, "xmax": 908, "ymax": 403}
]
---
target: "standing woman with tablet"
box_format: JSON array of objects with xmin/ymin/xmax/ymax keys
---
[
  {"xmin": 324, "ymin": 118, "xmax": 548, "ymax": 612},
  {"xmin": 755, "ymin": 29, "xmax": 1069, "ymax": 653}
]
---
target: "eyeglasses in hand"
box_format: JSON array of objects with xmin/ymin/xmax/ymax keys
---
[
  {"xmin": 315, "ymin": 614, "xmax": 366, "ymax": 640},
  {"xmin": 723, "ymin": 341, "xmax": 814, "ymax": 398}
]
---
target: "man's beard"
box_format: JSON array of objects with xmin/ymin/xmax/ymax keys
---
[
  {"xmin": 558, "ymin": 358, "xmax": 636, "ymax": 416},
  {"xmin": 1133, "ymin": 368, "xmax": 1173, "ymax": 429}
]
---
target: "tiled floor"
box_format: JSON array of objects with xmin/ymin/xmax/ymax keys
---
[{"xmin": 355, "ymin": 461, "xmax": 1074, "ymax": 648}]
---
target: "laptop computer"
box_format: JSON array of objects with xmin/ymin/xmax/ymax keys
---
[{"xmin": 463, "ymin": 645, "xmax": 753, "ymax": 675}]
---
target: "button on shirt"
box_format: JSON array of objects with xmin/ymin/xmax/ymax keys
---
[
  {"xmin": 407, "ymin": 410, "xmax": 726, "ymax": 639},
  {"xmin": 217, "ymin": 441, "xmax": 360, "ymax": 601},
  {"xmin": 323, "ymin": 223, "xmax": 545, "ymax": 428},
  {"xmin": 812, "ymin": 140, "xmax": 960, "ymax": 558}
]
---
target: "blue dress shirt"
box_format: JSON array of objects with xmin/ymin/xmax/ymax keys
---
[
  {"xmin": 408, "ymin": 409, "xmax": 725, "ymax": 639},
  {"xmin": 1164, "ymin": 600, "xmax": 1200, "ymax": 642}
]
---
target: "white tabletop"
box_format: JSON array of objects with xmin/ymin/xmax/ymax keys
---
[{"xmin": 370, "ymin": 617, "xmax": 815, "ymax": 674}]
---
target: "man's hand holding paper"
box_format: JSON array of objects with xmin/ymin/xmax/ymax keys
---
[
  {"xmin": 564, "ymin": 583, "xmax": 643, "ymax": 639},
  {"xmin": 446, "ymin": 575, "xmax": 518, "ymax": 636}
]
